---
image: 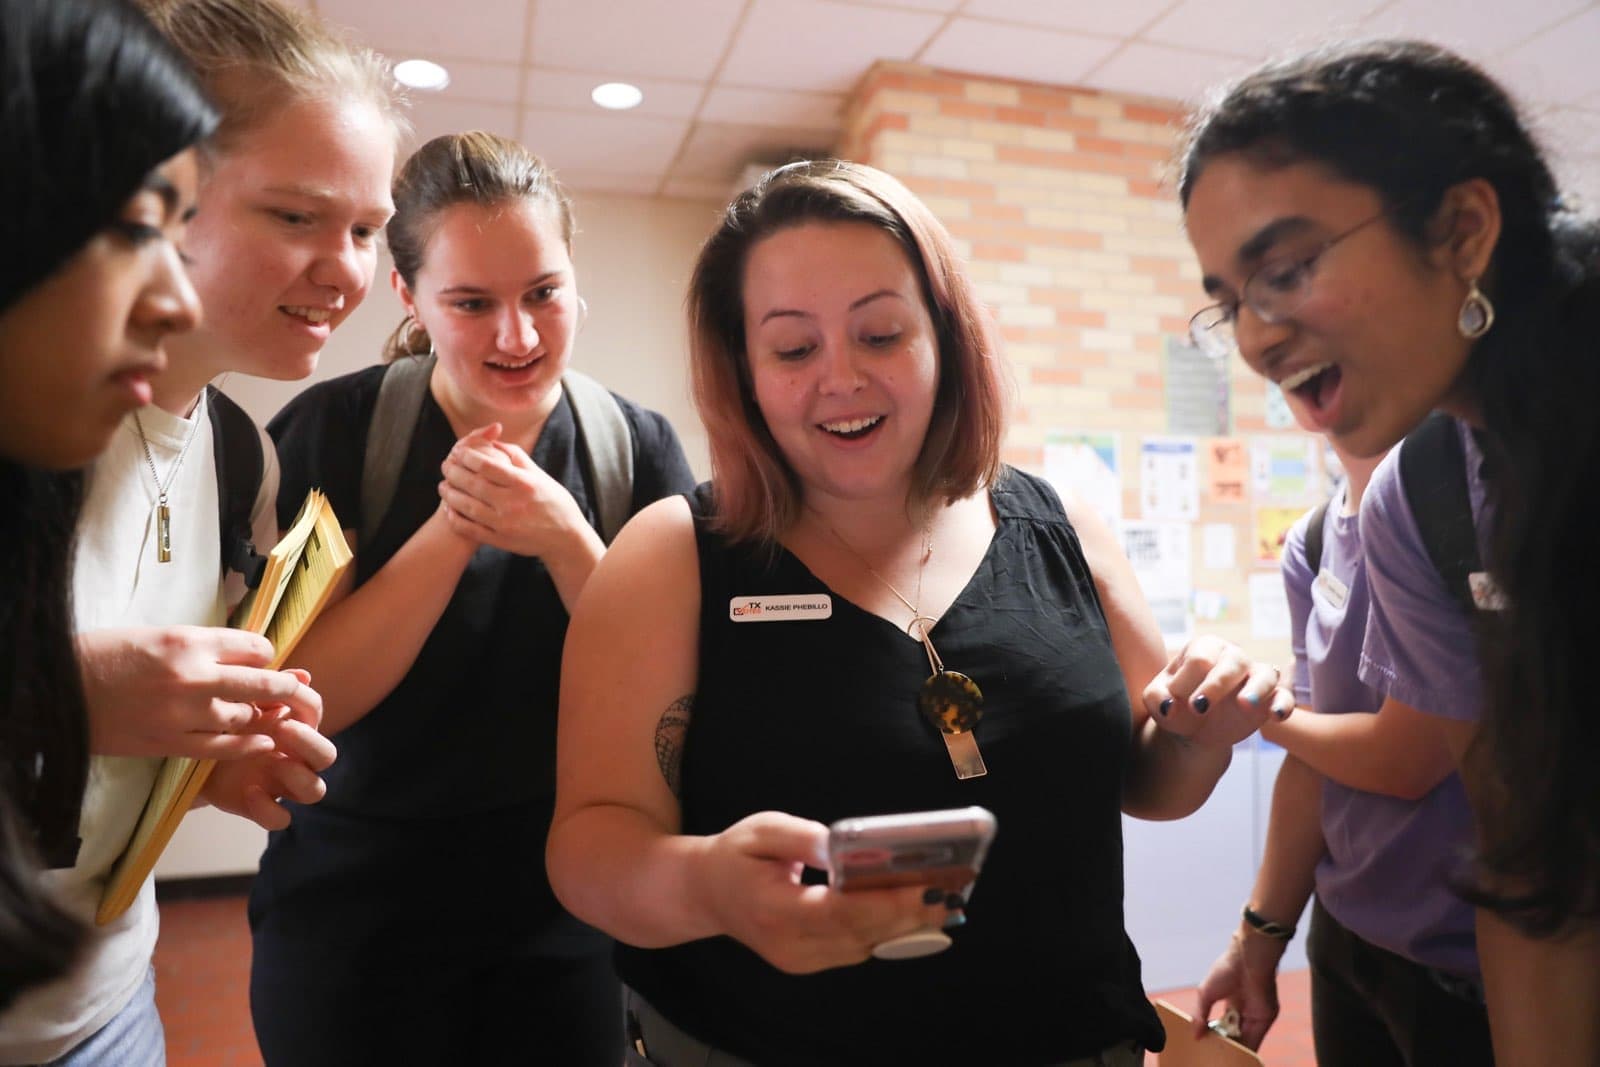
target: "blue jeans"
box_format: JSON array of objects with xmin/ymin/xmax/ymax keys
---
[{"xmin": 47, "ymin": 966, "xmax": 164, "ymax": 1066}]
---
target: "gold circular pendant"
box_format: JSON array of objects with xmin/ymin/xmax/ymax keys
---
[{"xmin": 918, "ymin": 669, "xmax": 984, "ymax": 734}]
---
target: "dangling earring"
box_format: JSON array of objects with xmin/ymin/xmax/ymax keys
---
[
  {"xmin": 1457, "ymin": 280, "xmax": 1495, "ymax": 339},
  {"xmin": 400, "ymin": 316, "xmax": 433, "ymax": 356},
  {"xmin": 576, "ymin": 295, "xmax": 589, "ymax": 334}
]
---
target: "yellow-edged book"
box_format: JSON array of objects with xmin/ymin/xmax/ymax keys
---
[{"xmin": 97, "ymin": 489, "xmax": 352, "ymax": 924}]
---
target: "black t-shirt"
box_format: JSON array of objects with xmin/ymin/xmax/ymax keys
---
[
  {"xmin": 616, "ymin": 470, "xmax": 1164, "ymax": 1064},
  {"xmin": 266, "ymin": 364, "xmax": 696, "ymax": 819}
]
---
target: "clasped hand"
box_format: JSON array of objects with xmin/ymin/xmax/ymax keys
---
[
  {"xmin": 438, "ymin": 423, "xmax": 587, "ymax": 558},
  {"xmin": 693, "ymin": 811, "xmax": 957, "ymax": 975},
  {"xmin": 1142, "ymin": 635, "xmax": 1293, "ymax": 747}
]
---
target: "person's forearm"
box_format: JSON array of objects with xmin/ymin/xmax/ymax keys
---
[
  {"xmin": 1249, "ymin": 752, "xmax": 1323, "ymax": 926},
  {"xmin": 1477, "ymin": 910, "xmax": 1600, "ymax": 1066},
  {"xmin": 542, "ymin": 518, "xmax": 605, "ymax": 613},
  {"xmin": 1123, "ymin": 718, "xmax": 1232, "ymax": 820},
  {"xmin": 1263, "ymin": 709, "xmax": 1436, "ymax": 799},
  {"xmin": 291, "ymin": 509, "xmax": 476, "ymax": 735},
  {"xmin": 547, "ymin": 803, "xmax": 718, "ymax": 948}
]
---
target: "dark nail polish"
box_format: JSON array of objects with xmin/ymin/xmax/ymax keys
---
[
  {"xmin": 943, "ymin": 912, "xmax": 967, "ymax": 929},
  {"xmin": 1159, "ymin": 698, "xmax": 1173, "ymax": 717},
  {"xmin": 922, "ymin": 887, "xmax": 944, "ymax": 905},
  {"xmin": 1194, "ymin": 695, "xmax": 1210, "ymax": 714},
  {"xmin": 945, "ymin": 892, "xmax": 965, "ymax": 910}
]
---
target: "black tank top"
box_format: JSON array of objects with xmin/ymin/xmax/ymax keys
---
[{"xmin": 616, "ymin": 469, "xmax": 1164, "ymax": 1064}]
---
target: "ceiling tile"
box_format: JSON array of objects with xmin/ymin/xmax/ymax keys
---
[
  {"xmin": 667, "ymin": 122, "xmax": 838, "ymax": 182},
  {"xmin": 660, "ymin": 177, "xmax": 739, "ymax": 201},
  {"xmin": 528, "ymin": 0, "xmax": 744, "ymax": 82},
  {"xmin": 319, "ymin": 0, "xmax": 530, "ymax": 65},
  {"xmin": 920, "ymin": 17, "xmax": 1123, "ymax": 88},
  {"xmin": 1083, "ymin": 43, "xmax": 1259, "ymax": 107},
  {"xmin": 719, "ymin": 0, "xmax": 944, "ymax": 92},
  {"xmin": 523, "ymin": 69, "xmax": 704, "ymax": 119},
  {"xmin": 699, "ymin": 86, "xmax": 846, "ymax": 131},
  {"xmin": 404, "ymin": 96, "xmax": 521, "ymax": 149},
  {"xmin": 1143, "ymin": 0, "xmax": 1386, "ymax": 58},
  {"xmin": 519, "ymin": 108, "xmax": 691, "ymax": 173},
  {"xmin": 961, "ymin": 0, "xmax": 1175, "ymax": 37},
  {"xmin": 550, "ymin": 169, "xmax": 663, "ymax": 195},
  {"xmin": 1354, "ymin": 0, "xmax": 1591, "ymax": 60},
  {"xmin": 1496, "ymin": 7, "xmax": 1600, "ymax": 106},
  {"xmin": 426, "ymin": 61, "xmax": 521, "ymax": 103},
  {"xmin": 1538, "ymin": 105, "xmax": 1600, "ymax": 159}
]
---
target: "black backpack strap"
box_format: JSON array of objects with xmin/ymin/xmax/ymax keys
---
[
  {"xmin": 207, "ymin": 385, "xmax": 267, "ymax": 590},
  {"xmin": 1397, "ymin": 413, "xmax": 1480, "ymax": 615},
  {"xmin": 1303, "ymin": 500, "xmax": 1329, "ymax": 576},
  {"xmin": 361, "ymin": 354, "xmax": 435, "ymax": 555}
]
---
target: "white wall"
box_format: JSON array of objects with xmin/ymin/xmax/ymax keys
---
[{"xmin": 154, "ymin": 190, "xmax": 720, "ymax": 880}]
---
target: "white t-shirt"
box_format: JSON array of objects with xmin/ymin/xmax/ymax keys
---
[{"xmin": 0, "ymin": 392, "xmax": 277, "ymax": 1064}]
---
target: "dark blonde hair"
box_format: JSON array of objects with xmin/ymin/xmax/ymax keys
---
[
  {"xmin": 688, "ymin": 160, "xmax": 1006, "ymax": 545},
  {"xmin": 140, "ymin": 0, "xmax": 405, "ymax": 155},
  {"xmin": 383, "ymin": 131, "xmax": 575, "ymax": 361}
]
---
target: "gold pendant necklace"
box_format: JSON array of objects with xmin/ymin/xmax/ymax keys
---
[
  {"xmin": 132, "ymin": 409, "xmax": 203, "ymax": 564},
  {"xmin": 819, "ymin": 512, "xmax": 988, "ymax": 780}
]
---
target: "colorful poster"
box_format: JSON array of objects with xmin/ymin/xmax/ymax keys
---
[
  {"xmin": 1140, "ymin": 437, "xmax": 1199, "ymax": 522},
  {"xmin": 1254, "ymin": 506, "xmax": 1306, "ymax": 565},
  {"xmin": 1251, "ymin": 436, "xmax": 1319, "ymax": 504},
  {"xmin": 1121, "ymin": 520, "xmax": 1193, "ymax": 644},
  {"xmin": 1043, "ymin": 431, "xmax": 1121, "ymax": 531},
  {"xmin": 1204, "ymin": 437, "xmax": 1248, "ymax": 505}
]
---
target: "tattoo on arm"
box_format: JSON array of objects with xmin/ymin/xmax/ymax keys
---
[{"xmin": 654, "ymin": 696, "xmax": 692, "ymax": 797}]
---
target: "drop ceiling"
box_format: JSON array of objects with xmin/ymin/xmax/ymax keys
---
[{"xmin": 301, "ymin": 0, "xmax": 1600, "ymax": 205}]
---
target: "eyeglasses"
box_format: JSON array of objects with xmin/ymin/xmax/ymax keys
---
[{"xmin": 1188, "ymin": 207, "xmax": 1392, "ymax": 359}]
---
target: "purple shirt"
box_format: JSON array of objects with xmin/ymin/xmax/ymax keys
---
[
  {"xmin": 1359, "ymin": 421, "xmax": 1492, "ymax": 720},
  {"xmin": 1285, "ymin": 482, "xmax": 1479, "ymax": 976}
]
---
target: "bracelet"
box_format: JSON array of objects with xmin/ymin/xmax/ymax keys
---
[{"xmin": 1241, "ymin": 904, "xmax": 1296, "ymax": 941}]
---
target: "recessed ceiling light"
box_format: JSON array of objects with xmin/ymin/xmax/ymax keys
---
[
  {"xmin": 395, "ymin": 59, "xmax": 450, "ymax": 91},
  {"xmin": 592, "ymin": 82, "xmax": 644, "ymax": 110}
]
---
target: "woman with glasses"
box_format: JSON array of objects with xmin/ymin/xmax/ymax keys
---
[
  {"xmin": 1192, "ymin": 427, "xmax": 1488, "ymax": 1066},
  {"xmin": 1180, "ymin": 38, "xmax": 1599, "ymax": 1064},
  {"xmin": 547, "ymin": 160, "xmax": 1294, "ymax": 1065}
]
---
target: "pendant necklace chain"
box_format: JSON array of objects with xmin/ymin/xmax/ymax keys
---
[
  {"xmin": 819, "ymin": 513, "xmax": 944, "ymax": 674},
  {"xmin": 132, "ymin": 408, "xmax": 203, "ymax": 564}
]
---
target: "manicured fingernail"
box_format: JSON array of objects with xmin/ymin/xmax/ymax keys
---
[
  {"xmin": 1242, "ymin": 687, "xmax": 1262, "ymax": 705},
  {"xmin": 945, "ymin": 893, "xmax": 965, "ymax": 910},
  {"xmin": 943, "ymin": 912, "xmax": 967, "ymax": 929},
  {"xmin": 1159, "ymin": 698, "xmax": 1173, "ymax": 717},
  {"xmin": 922, "ymin": 887, "xmax": 944, "ymax": 905},
  {"xmin": 1194, "ymin": 695, "xmax": 1210, "ymax": 714}
]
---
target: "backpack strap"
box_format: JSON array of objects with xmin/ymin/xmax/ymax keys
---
[
  {"xmin": 1397, "ymin": 412, "xmax": 1480, "ymax": 615},
  {"xmin": 1303, "ymin": 500, "xmax": 1330, "ymax": 577},
  {"xmin": 360, "ymin": 354, "xmax": 435, "ymax": 554},
  {"xmin": 206, "ymin": 385, "xmax": 267, "ymax": 590},
  {"xmin": 562, "ymin": 370, "xmax": 633, "ymax": 545}
]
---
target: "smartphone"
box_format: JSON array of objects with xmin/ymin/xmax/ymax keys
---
[{"xmin": 827, "ymin": 806, "xmax": 997, "ymax": 893}]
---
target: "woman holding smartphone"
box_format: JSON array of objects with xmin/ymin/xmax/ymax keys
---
[{"xmin": 549, "ymin": 160, "xmax": 1292, "ymax": 1065}]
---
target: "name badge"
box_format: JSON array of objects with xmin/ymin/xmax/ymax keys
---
[
  {"xmin": 729, "ymin": 594, "xmax": 833, "ymax": 622},
  {"xmin": 1469, "ymin": 572, "xmax": 1507, "ymax": 611},
  {"xmin": 1314, "ymin": 569, "xmax": 1349, "ymax": 610}
]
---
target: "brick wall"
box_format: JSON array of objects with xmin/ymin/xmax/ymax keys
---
[{"xmin": 836, "ymin": 62, "xmax": 1325, "ymax": 662}]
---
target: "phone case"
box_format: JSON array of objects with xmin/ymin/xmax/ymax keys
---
[{"xmin": 827, "ymin": 806, "xmax": 997, "ymax": 892}]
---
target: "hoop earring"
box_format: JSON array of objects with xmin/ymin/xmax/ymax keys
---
[
  {"xmin": 401, "ymin": 316, "xmax": 433, "ymax": 356},
  {"xmin": 1457, "ymin": 280, "xmax": 1495, "ymax": 339},
  {"xmin": 576, "ymin": 295, "xmax": 589, "ymax": 334}
]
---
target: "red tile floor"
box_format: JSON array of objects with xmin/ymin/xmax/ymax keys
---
[{"xmin": 153, "ymin": 893, "xmax": 1318, "ymax": 1066}]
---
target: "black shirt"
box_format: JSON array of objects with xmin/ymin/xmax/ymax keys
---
[
  {"xmin": 617, "ymin": 470, "xmax": 1164, "ymax": 1064},
  {"xmin": 267, "ymin": 364, "xmax": 695, "ymax": 820}
]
